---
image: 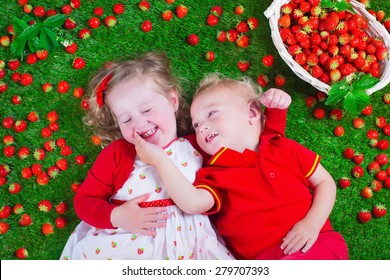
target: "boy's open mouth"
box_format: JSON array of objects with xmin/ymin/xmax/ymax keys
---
[{"xmin": 205, "ymin": 133, "xmax": 218, "ymax": 143}]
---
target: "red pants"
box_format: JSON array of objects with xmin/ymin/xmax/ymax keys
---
[{"xmin": 254, "ymin": 231, "xmax": 349, "ymax": 260}]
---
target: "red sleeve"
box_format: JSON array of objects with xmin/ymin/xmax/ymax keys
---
[
  {"xmin": 74, "ymin": 140, "xmax": 136, "ymax": 229},
  {"xmin": 193, "ymin": 168, "xmax": 223, "ymax": 215},
  {"xmin": 286, "ymin": 138, "xmax": 321, "ymax": 179},
  {"xmin": 262, "ymin": 108, "xmax": 287, "ymax": 137}
]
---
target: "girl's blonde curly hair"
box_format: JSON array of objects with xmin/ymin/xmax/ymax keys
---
[{"xmin": 85, "ymin": 51, "xmax": 191, "ymax": 147}]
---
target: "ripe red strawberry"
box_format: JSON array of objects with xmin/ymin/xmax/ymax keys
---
[
  {"xmin": 237, "ymin": 61, "xmax": 250, "ymax": 72},
  {"xmin": 366, "ymin": 129, "xmax": 379, "ymax": 140},
  {"xmin": 176, "ymin": 5, "xmax": 188, "ymax": 19},
  {"xmin": 371, "ymin": 179, "xmax": 383, "ymax": 192},
  {"xmin": 47, "ymin": 165, "xmax": 60, "ymax": 178},
  {"xmin": 227, "ymin": 29, "xmax": 239, "ymax": 42},
  {"xmin": 187, "ymin": 34, "xmax": 199, "ymax": 46},
  {"xmin": 235, "ymin": 5, "xmax": 244, "ymax": 15},
  {"xmin": 0, "ymin": 205, "xmax": 11, "ymax": 219},
  {"xmin": 162, "ymin": 10, "xmax": 173, "ymax": 21},
  {"xmin": 42, "ymin": 223, "xmax": 54, "ymax": 236},
  {"xmin": 275, "ymin": 74, "xmax": 286, "ymax": 87},
  {"xmin": 70, "ymin": 0, "xmax": 81, "ymax": 9},
  {"xmin": 247, "ymin": 17, "xmax": 259, "ymax": 30},
  {"xmin": 216, "ymin": 31, "xmax": 227, "ymax": 42},
  {"xmin": 383, "ymin": 124, "xmax": 390, "ymax": 136},
  {"xmin": 375, "ymin": 116, "xmax": 387, "ymax": 128},
  {"xmin": 3, "ymin": 146, "xmax": 15, "ymax": 157},
  {"xmin": 42, "ymin": 83, "xmax": 53, "ymax": 92},
  {"xmin": 372, "ymin": 204, "xmax": 387, "ymax": 218},
  {"xmin": 210, "ymin": 6, "xmax": 223, "ymax": 17},
  {"xmin": 56, "ymin": 138, "xmax": 67, "ymax": 148},
  {"xmin": 141, "ymin": 20, "xmax": 152, "ymax": 32},
  {"xmin": 333, "ymin": 126, "xmax": 345, "ymax": 137},
  {"xmin": 37, "ymin": 172, "xmax": 49, "ymax": 185},
  {"xmin": 257, "ymin": 74, "xmax": 269, "ymax": 87},
  {"xmin": 0, "ymin": 176, "xmax": 7, "ymax": 186},
  {"xmin": 26, "ymin": 53, "xmax": 38, "ymax": 65},
  {"xmin": 313, "ymin": 107, "xmax": 326, "ymax": 119},
  {"xmin": 71, "ymin": 182, "xmax": 81, "ymax": 192},
  {"xmin": 236, "ymin": 21, "xmax": 249, "ymax": 33},
  {"xmin": 15, "ymin": 248, "xmax": 28, "ymax": 259},
  {"xmin": 352, "ymin": 118, "xmax": 365, "ymax": 129},
  {"xmin": 360, "ymin": 187, "xmax": 373, "ymax": 198},
  {"xmin": 27, "ymin": 111, "xmax": 38, "ymax": 122},
  {"xmin": 367, "ymin": 161, "xmax": 380, "ymax": 174},
  {"xmin": 0, "ymin": 164, "xmax": 11, "ymax": 177},
  {"xmin": 56, "ymin": 158, "xmax": 68, "ymax": 171},
  {"xmin": 352, "ymin": 153, "xmax": 364, "ymax": 165},
  {"xmin": 49, "ymin": 122, "xmax": 59, "ymax": 132},
  {"xmin": 358, "ymin": 209, "xmax": 372, "ymax": 223},
  {"xmin": 262, "ymin": 55, "xmax": 274, "ymax": 67},
  {"xmin": 0, "ymin": 35, "xmax": 10, "ymax": 47},
  {"xmin": 3, "ymin": 134, "xmax": 14, "ymax": 145},
  {"xmin": 21, "ymin": 167, "xmax": 33, "ymax": 179},
  {"xmin": 0, "ymin": 221, "xmax": 10, "ymax": 235},
  {"xmin": 207, "ymin": 14, "xmax": 219, "ymax": 26},
  {"xmin": 64, "ymin": 41, "xmax": 78, "ymax": 54},
  {"xmin": 2, "ymin": 116, "xmax": 15, "ymax": 129},
  {"xmin": 352, "ymin": 165, "xmax": 364, "ymax": 178},
  {"xmin": 236, "ymin": 35, "xmax": 249, "ymax": 48},
  {"xmin": 57, "ymin": 80, "xmax": 69, "ymax": 93},
  {"xmin": 34, "ymin": 148, "xmax": 46, "ymax": 160},
  {"xmin": 360, "ymin": 104, "xmax": 372, "ymax": 116},
  {"xmin": 104, "ymin": 15, "xmax": 117, "ymax": 27},
  {"xmin": 61, "ymin": 5, "xmax": 72, "ymax": 15},
  {"xmin": 375, "ymin": 153, "xmax": 389, "ymax": 166},
  {"xmin": 113, "ymin": 3, "xmax": 125, "ymax": 14},
  {"xmin": 329, "ymin": 108, "xmax": 343, "ymax": 120},
  {"xmin": 205, "ymin": 51, "xmax": 215, "ymax": 62},
  {"xmin": 19, "ymin": 213, "xmax": 32, "ymax": 226},
  {"xmin": 73, "ymin": 57, "xmax": 85, "ymax": 69},
  {"xmin": 88, "ymin": 17, "xmax": 101, "ymax": 29},
  {"xmin": 61, "ymin": 145, "xmax": 73, "ymax": 156},
  {"xmin": 38, "ymin": 200, "xmax": 52, "ymax": 212},
  {"xmin": 383, "ymin": 92, "xmax": 390, "ymax": 104},
  {"xmin": 55, "ymin": 201, "xmax": 68, "ymax": 214},
  {"xmin": 64, "ymin": 18, "xmax": 77, "ymax": 29},
  {"xmin": 31, "ymin": 163, "xmax": 42, "ymax": 176},
  {"xmin": 338, "ymin": 177, "xmax": 350, "ymax": 189},
  {"xmin": 384, "ymin": 178, "xmax": 390, "ymax": 189},
  {"xmin": 93, "ymin": 7, "xmax": 104, "ymax": 16},
  {"xmin": 279, "ymin": 13, "xmax": 291, "ymax": 27},
  {"xmin": 138, "ymin": 0, "xmax": 150, "ymax": 11},
  {"xmin": 81, "ymin": 98, "xmax": 90, "ymax": 110},
  {"xmin": 11, "ymin": 95, "xmax": 21, "ymax": 105},
  {"xmin": 7, "ymin": 59, "xmax": 20, "ymax": 71},
  {"xmin": 20, "ymin": 73, "xmax": 33, "ymax": 86},
  {"xmin": 78, "ymin": 28, "xmax": 92, "ymax": 39},
  {"xmin": 73, "ymin": 87, "xmax": 85, "ymax": 98},
  {"xmin": 14, "ymin": 120, "xmax": 27, "ymax": 133},
  {"xmin": 41, "ymin": 127, "xmax": 52, "ymax": 138},
  {"xmin": 75, "ymin": 155, "xmax": 86, "ymax": 165},
  {"xmin": 376, "ymin": 170, "xmax": 388, "ymax": 182},
  {"xmin": 377, "ymin": 139, "xmax": 389, "ymax": 151},
  {"xmin": 55, "ymin": 217, "xmax": 67, "ymax": 228},
  {"xmin": 9, "ymin": 182, "xmax": 22, "ymax": 194}
]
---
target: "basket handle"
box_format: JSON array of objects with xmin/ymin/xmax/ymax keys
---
[{"xmin": 264, "ymin": 0, "xmax": 287, "ymax": 18}]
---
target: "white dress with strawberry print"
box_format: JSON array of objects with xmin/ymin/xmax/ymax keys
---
[{"xmin": 60, "ymin": 138, "xmax": 234, "ymax": 260}]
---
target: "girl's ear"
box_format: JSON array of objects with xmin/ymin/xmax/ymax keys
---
[
  {"xmin": 169, "ymin": 90, "xmax": 180, "ymax": 111},
  {"xmin": 248, "ymin": 100, "xmax": 262, "ymax": 125}
]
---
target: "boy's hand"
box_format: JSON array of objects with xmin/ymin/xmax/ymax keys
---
[
  {"xmin": 260, "ymin": 88, "xmax": 291, "ymax": 109},
  {"xmin": 134, "ymin": 132, "xmax": 166, "ymax": 166}
]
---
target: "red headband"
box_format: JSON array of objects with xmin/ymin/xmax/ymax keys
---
[{"xmin": 96, "ymin": 74, "xmax": 113, "ymax": 107}]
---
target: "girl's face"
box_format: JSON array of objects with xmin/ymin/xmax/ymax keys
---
[{"xmin": 106, "ymin": 75, "xmax": 179, "ymax": 148}]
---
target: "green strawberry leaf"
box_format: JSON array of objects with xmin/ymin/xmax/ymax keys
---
[
  {"xmin": 42, "ymin": 27, "xmax": 60, "ymax": 52},
  {"xmin": 320, "ymin": 0, "xmax": 333, "ymax": 9},
  {"xmin": 343, "ymin": 89, "xmax": 370, "ymax": 115},
  {"xmin": 12, "ymin": 16, "xmax": 29, "ymax": 36},
  {"xmin": 333, "ymin": 0, "xmax": 354, "ymax": 12},
  {"xmin": 325, "ymin": 79, "xmax": 349, "ymax": 105},
  {"xmin": 28, "ymin": 37, "xmax": 40, "ymax": 53},
  {"xmin": 38, "ymin": 28, "xmax": 50, "ymax": 50},
  {"xmin": 10, "ymin": 23, "xmax": 41, "ymax": 58},
  {"xmin": 42, "ymin": 14, "xmax": 66, "ymax": 28},
  {"xmin": 352, "ymin": 74, "xmax": 379, "ymax": 90}
]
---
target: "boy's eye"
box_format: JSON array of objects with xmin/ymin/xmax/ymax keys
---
[{"xmin": 208, "ymin": 111, "xmax": 216, "ymax": 118}]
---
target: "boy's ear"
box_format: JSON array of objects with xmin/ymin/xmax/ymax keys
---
[
  {"xmin": 248, "ymin": 100, "xmax": 262, "ymax": 125},
  {"xmin": 169, "ymin": 90, "xmax": 180, "ymax": 111}
]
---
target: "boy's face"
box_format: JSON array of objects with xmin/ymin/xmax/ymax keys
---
[
  {"xmin": 190, "ymin": 85, "xmax": 261, "ymax": 155},
  {"xmin": 106, "ymin": 76, "xmax": 179, "ymax": 148}
]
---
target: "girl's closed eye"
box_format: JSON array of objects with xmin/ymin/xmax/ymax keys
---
[
  {"xmin": 143, "ymin": 108, "xmax": 152, "ymax": 113},
  {"xmin": 123, "ymin": 118, "xmax": 132, "ymax": 124}
]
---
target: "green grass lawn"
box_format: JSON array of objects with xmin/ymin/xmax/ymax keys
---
[{"xmin": 0, "ymin": 0, "xmax": 389, "ymax": 260}]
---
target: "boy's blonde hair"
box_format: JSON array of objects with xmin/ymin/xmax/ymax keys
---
[
  {"xmin": 85, "ymin": 51, "xmax": 191, "ymax": 147},
  {"xmin": 193, "ymin": 73, "xmax": 266, "ymax": 127}
]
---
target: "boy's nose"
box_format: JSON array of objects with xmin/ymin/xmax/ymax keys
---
[{"xmin": 200, "ymin": 125, "xmax": 209, "ymax": 134}]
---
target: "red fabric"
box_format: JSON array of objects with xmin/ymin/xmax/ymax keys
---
[
  {"xmin": 111, "ymin": 198, "xmax": 175, "ymax": 208},
  {"xmin": 254, "ymin": 231, "xmax": 349, "ymax": 260},
  {"xmin": 193, "ymin": 135, "xmax": 334, "ymax": 260},
  {"xmin": 73, "ymin": 108, "xmax": 286, "ymax": 230}
]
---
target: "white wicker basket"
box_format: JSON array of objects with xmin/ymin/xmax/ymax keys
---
[{"xmin": 264, "ymin": 0, "xmax": 390, "ymax": 95}]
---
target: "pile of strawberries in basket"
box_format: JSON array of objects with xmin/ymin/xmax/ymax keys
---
[{"xmin": 278, "ymin": 0, "xmax": 388, "ymax": 84}]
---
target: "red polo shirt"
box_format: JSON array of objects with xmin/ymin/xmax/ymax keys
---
[{"xmin": 194, "ymin": 135, "xmax": 333, "ymax": 260}]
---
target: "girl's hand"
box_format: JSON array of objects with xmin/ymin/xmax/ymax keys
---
[
  {"xmin": 280, "ymin": 218, "xmax": 320, "ymax": 255},
  {"xmin": 260, "ymin": 88, "xmax": 292, "ymax": 109},
  {"xmin": 134, "ymin": 132, "xmax": 166, "ymax": 166},
  {"xmin": 110, "ymin": 193, "xmax": 170, "ymax": 236}
]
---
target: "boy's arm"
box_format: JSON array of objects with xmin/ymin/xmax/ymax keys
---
[{"xmin": 260, "ymin": 88, "xmax": 291, "ymax": 137}]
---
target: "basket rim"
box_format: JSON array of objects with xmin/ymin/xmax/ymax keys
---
[{"xmin": 264, "ymin": 0, "xmax": 390, "ymax": 95}]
